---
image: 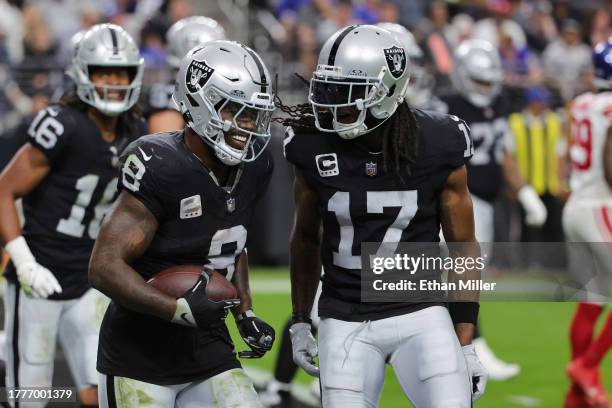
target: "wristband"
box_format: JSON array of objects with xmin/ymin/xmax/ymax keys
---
[
  {"xmin": 172, "ymin": 298, "xmax": 195, "ymax": 326},
  {"xmin": 448, "ymin": 302, "xmax": 479, "ymax": 325},
  {"xmin": 291, "ymin": 312, "xmax": 312, "ymax": 325}
]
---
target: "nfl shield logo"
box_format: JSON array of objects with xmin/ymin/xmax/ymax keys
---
[{"xmin": 365, "ymin": 161, "xmax": 378, "ymax": 177}]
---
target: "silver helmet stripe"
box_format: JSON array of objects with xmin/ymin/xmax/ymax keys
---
[{"xmin": 328, "ymin": 24, "xmax": 359, "ymax": 66}]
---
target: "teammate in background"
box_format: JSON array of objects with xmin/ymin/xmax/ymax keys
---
[
  {"xmin": 280, "ymin": 25, "xmax": 487, "ymax": 407},
  {"xmin": 0, "ymin": 24, "xmax": 146, "ymax": 407},
  {"xmin": 90, "ymin": 41, "xmax": 276, "ymax": 408},
  {"xmin": 564, "ymin": 38, "xmax": 612, "ymax": 408},
  {"xmin": 440, "ymin": 39, "xmax": 546, "ymax": 381},
  {"xmin": 377, "ymin": 23, "xmax": 444, "ymax": 112},
  {"xmin": 143, "ymin": 16, "xmax": 226, "ymax": 133}
]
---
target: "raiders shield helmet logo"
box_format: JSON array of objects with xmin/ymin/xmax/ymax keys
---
[
  {"xmin": 186, "ymin": 60, "xmax": 214, "ymax": 93},
  {"xmin": 383, "ymin": 46, "xmax": 407, "ymax": 79}
]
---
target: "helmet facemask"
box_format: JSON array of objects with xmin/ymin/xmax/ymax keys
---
[
  {"xmin": 458, "ymin": 67, "xmax": 502, "ymax": 108},
  {"xmin": 75, "ymin": 65, "xmax": 142, "ymax": 117},
  {"xmin": 453, "ymin": 40, "xmax": 504, "ymax": 108},
  {"xmin": 309, "ymin": 65, "xmax": 392, "ymax": 139},
  {"xmin": 179, "ymin": 86, "xmax": 274, "ymax": 166}
]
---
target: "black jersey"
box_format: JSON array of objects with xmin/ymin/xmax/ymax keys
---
[
  {"xmin": 284, "ymin": 107, "xmax": 473, "ymax": 321},
  {"xmin": 141, "ymin": 81, "xmax": 177, "ymax": 118},
  {"xmin": 4, "ymin": 105, "xmax": 146, "ymax": 300},
  {"xmin": 439, "ymin": 93, "xmax": 513, "ymax": 202},
  {"xmin": 97, "ymin": 131, "xmax": 273, "ymax": 385}
]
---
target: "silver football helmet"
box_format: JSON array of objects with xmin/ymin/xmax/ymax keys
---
[
  {"xmin": 377, "ymin": 23, "xmax": 433, "ymax": 108},
  {"xmin": 309, "ymin": 25, "xmax": 410, "ymax": 139},
  {"xmin": 452, "ymin": 39, "xmax": 504, "ymax": 108},
  {"xmin": 173, "ymin": 41, "xmax": 275, "ymax": 166},
  {"xmin": 70, "ymin": 24, "xmax": 143, "ymax": 116},
  {"xmin": 166, "ymin": 16, "xmax": 226, "ymax": 69}
]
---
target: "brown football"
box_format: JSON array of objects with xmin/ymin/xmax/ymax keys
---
[{"xmin": 147, "ymin": 265, "xmax": 237, "ymax": 301}]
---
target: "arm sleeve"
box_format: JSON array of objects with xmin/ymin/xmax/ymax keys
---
[
  {"xmin": 27, "ymin": 106, "xmax": 74, "ymax": 164},
  {"xmin": 448, "ymin": 302, "xmax": 480, "ymax": 325},
  {"xmin": 118, "ymin": 141, "xmax": 166, "ymax": 220}
]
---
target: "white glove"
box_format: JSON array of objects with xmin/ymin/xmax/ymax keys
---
[
  {"xmin": 462, "ymin": 344, "xmax": 488, "ymax": 401},
  {"xmin": 289, "ymin": 322, "xmax": 319, "ymax": 377},
  {"xmin": 5, "ymin": 236, "xmax": 62, "ymax": 298},
  {"xmin": 518, "ymin": 185, "xmax": 547, "ymax": 227}
]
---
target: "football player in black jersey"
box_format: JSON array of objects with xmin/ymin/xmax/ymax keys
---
[
  {"xmin": 0, "ymin": 24, "xmax": 145, "ymax": 407},
  {"xmin": 280, "ymin": 25, "xmax": 487, "ymax": 407},
  {"xmin": 261, "ymin": 22, "xmax": 445, "ymax": 408},
  {"xmin": 143, "ymin": 16, "xmax": 226, "ymax": 133},
  {"xmin": 90, "ymin": 41, "xmax": 276, "ymax": 407},
  {"xmin": 440, "ymin": 39, "xmax": 546, "ymax": 380}
]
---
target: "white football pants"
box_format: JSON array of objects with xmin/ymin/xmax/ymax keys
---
[
  {"xmin": 318, "ymin": 306, "xmax": 471, "ymax": 408},
  {"xmin": 563, "ymin": 198, "xmax": 612, "ymax": 302},
  {"xmin": 99, "ymin": 368, "xmax": 262, "ymax": 408},
  {"xmin": 4, "ymin": 282, "xmax": 109, "ymax": 407}
]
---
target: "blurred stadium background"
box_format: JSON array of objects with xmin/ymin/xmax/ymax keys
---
[{"xmin": 0, "ymin": 0, "xmax": 611, "ymax": 406}]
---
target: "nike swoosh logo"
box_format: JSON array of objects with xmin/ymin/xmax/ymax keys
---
[
  {"xmin": 222, "ymin": 75, "xmax": 240, "ymax": 82},
  {"xmin": 180, "ymin": 312, "xmax": 193, "ymax": 326},
  {"xmin": 138, "ymin": 147, "xmax": 152, "ymax": 161}
]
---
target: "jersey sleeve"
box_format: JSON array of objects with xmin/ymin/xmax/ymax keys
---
[
  {"xmin": 118, "ymin": 139, "xmax": 166, "ymax": 219},
  {"xmin": 446, "ymin": 114, "xmax": 474, "ymax": 167},
  {"xmin": 27, "ymin": 105, "xmax": 74, "ymax": 164}
]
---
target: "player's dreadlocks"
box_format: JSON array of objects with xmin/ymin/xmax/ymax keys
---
[
  {"xmin": 379, "ymin": 101, "xmax": 420, "ymax": 180},
  {"xmin": 274, "ymin": 75, "xmax": 420, "ymax": 180}
]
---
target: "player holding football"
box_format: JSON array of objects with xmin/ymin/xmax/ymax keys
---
[
  {"xmin": 0, "ymin": 24, "xmax": 146, "ymax": 407},
  {"xmin": 90, "ymin": 41, "xmax": 276, "ymax": 407},
  {"xmin": 281, "ymin": 25, "xmax": 487, "ymax": 407},
  {"xmin": 564, "ymin": 38, "xmax": 612, "ymax": 408},
  {"xmin": 143, "ymin": 16, "xmax": 226, "ymax": 133}
]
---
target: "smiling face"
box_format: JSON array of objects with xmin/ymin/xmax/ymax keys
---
[
  {"xmin": 89, "ymin": 66, "xmax": 132, "ymax": 101},
  {"xmin": 219, "ymin": 101, "xmax": 258, "ymax": 150}
]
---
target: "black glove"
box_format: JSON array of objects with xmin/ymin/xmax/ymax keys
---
[
  {"xmin": 236, "ymin": 310, "xmax": 275, "ymax": 358},
  {"xmin": 172, "ymin": 270, "xmax": 240, "ymax": 329}
]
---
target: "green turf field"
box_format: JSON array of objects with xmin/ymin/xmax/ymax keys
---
[{"xmin": 228, "ymin": 268, "xmax": 612, "ymax": 408}]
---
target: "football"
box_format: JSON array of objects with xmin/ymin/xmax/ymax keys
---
[{"xmin": 147, "ymin": 265, "xmax": 237, "ymax": 301}]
